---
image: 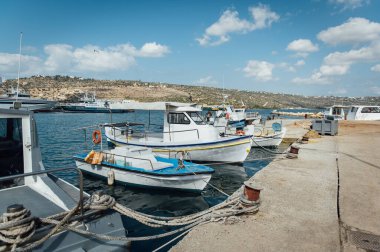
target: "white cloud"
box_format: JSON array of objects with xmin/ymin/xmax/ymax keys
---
[
  {"xmin": 137, "ymin": 42, "xmax": 170, "ymax": 57},
  {"xmin": 0, "ymin": 42, "xmax": 170, "ymax": 77},
  {"xmin": 294, "ymin": 18, "xmax": 380, "ymax": 85},
  {"xmin": 243, "ymin": 60, "xmax": 275, "ymax": 81},
  {"xmin": 286, "ymin": 39, "xmax": 318, "ymax": 57},
  {"xmin": 195, "ymin": 76, "xmax": 218, "ymax": 86},
  {"xmin": 370, "ymin": 86, "xmax": 380, "ymax": 95},
  {"xmin": 329, "ymin": 0, "xmax": 370, "ymax": 10},
  {"xmin": 292, "ymin": 72, "xmax": 331, "ymax": 85},
  {"xmin": 0, "ymin": 53, "xmax": 42, "ymax": 76},
  {"xmin": 317, "ymin": 18, "xmax": 380, "ymax": 46},
  {"xmin": 197, "ymin": 4, "xmax": 279, "ymax": 46},
  {"xmin": 370, "ymin": 64, "xmax": 380, "ymax": 72},
  {"xmin": 295, "ymin": 60, "xmax": 305, "ymax": 66}
]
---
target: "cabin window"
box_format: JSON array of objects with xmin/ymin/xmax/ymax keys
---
[
  {"xmin": 167, "ymin": 113, "xmax": 190, "ymax": 124},
  {"xmin": 188, "ymin": 112, "xmax": 206, "ymax": 125},
  {"xmin": 332, "ymin": 107, "xmax": 342, "ymax": 115},
  {"xmin": 361, "ymin": 107, "xmax": 380, "ymax": 113},
  {"xmin": 351, "ymin": 107, "xmax": 358, "ymax": 113}
]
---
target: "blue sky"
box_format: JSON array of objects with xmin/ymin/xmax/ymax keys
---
[{"xmin": 1, "ymin": 0, "xmax": 380, "ymax": 97}]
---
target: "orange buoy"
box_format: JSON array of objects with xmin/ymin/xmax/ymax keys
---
[
  {"xmin": 92, "ymin": 130, "xmax": 102, "ymax": 144},
  {"xmin": 236, "ymin": 130, "xmax": 245, "ymax": 136}
]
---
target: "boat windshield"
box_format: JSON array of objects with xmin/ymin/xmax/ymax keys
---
[
  {"xmin": 361, "ymin": 107, "xmax": 380, "ymax": 113},
  {"xmin": 187, "ymin": 112, "xmax": 206, "ymax": 125}
]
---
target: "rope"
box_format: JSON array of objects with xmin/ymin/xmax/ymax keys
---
[
  {"xmin": 0, "ymin": 208, "xmax": 36, "ymax": 251},
  {"xmin": 0, "ymin": 187, "xmax": 259, "ymax": 250}
]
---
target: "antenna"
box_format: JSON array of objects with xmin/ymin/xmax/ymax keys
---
[{"xmin": 16, "ymin": 32, "xmax": 23, "ymax": 100}]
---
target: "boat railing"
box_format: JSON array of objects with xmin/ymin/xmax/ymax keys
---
[
  {"xmin": 245, "ymin": 112, "xmax": 259, "ymax": 118},
  {"xmin": 163, "ymin": 129, "xmax": 200, "ymax": 141},
  {"xmin": 102, "ymin": 151, "xmax": 155, "ymax": 170},
  {"xmin": 106, "ymin": 123, "xmax": 200, "ymax": 141},
  {"xmin": 0, "ymin": 167, "xmax": 85, "ymax": 216}
]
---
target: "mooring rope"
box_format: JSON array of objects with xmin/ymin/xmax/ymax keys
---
[{"xmin": 0, "ymin": 190, "xmax": 259, "ymax": 251}]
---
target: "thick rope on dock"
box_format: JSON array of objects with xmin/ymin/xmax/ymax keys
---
[{"xmin": 0, "ymin": 189, "xmax": 259, "ymax": 251}]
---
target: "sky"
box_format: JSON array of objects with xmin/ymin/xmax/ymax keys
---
[{"xmin": 1, "ymin": 0, "xmax": 380, "ymax": 97}]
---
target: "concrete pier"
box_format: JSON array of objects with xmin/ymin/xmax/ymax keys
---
[{"xmin": 171, "ymin": 120, "xmax": 380, "ymax": 252}]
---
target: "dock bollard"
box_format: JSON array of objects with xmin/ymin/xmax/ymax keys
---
[
  {"xmin": 240, "ymin": 181, "xmax": 263, "ymax": 206},
  {"xmin": 287, "ymin": 144, "xmax": 300, "ymax": 159},
  {"xmin": 107, "ymin": 170, "xmax": 115, "ymax": 186},
  {"xmin": 301, "ymin": 136, "xmax": 309, "ymax": 144}
]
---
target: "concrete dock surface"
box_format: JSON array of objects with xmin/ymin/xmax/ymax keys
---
[{"xmin": 171, "ymin": 120, "xmax": 380, "ymax": 252}]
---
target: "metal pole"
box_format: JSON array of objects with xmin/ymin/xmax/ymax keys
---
[{"xmin": 16, "ymin": 32, "xmax": 23, "ymax": 100}]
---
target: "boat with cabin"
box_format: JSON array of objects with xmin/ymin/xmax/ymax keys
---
[
  {"xmin": 0, "ymin": 87, "xmax": 57, "ymax": 111},
  {"xmin": 346, "ymin": 105, "xmax": 380, "ymax": 120},
  {"xmin": 0, "ymin": 33, "xmax": 56, "ymax": 112},
  {"xmin": 0, "ymin": 108, "xmax": 128, "ymax": 250},
  {"xmin": 213, "ymin": 115, "xmax": 286, "ymax": 147},
  {"xmin": 59, "ymin": 92, "xmax": 133, "ymax": 113},
  {"xmin": 74, "ymin": 146, "xmax": 214, "ymax": 192},
  {"xmin": 323, "ymin": 105, "xmax": 349, "ymax": 120},
  {"xmin": 104, "ymin": 103, "xmax": 252, "ymax": 163}
]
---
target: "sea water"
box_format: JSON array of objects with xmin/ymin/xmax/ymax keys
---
[{"xmin": 34, "ymin": 108, "xmax": 318, "ymax": 251}]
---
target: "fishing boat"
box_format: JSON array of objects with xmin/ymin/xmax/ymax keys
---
[
  {"xmin": 346, "ymin": 105, "xmax": 380, "ymax": 120},
  {"xmin": 214, "ymin": 116, "xmax": 286, "ymax": 147},
  {"xmin": 104, "ymin": 103, "xmax": 252, "ymax": 163},
  {"xmin": 0, "ymin": 33, "xmax": 56, "ymax": 112},
  {"xmin": 74, "ymin": 146, "xmax": 214, "ymax": 192},
  {"xmin": 59, "ymin": 92, "xmax": 133, "ymax": 113},
  {"xmin": 0, "ymin": 107, "xmax": 127, "ymax": 250}
]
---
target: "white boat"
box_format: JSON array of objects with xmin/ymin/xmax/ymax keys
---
[
  {"xmin": 74, "ymin": 146, "xmax": 214, "ymax": 192},
  {"xmin": 0, "ymin": 32, "xmax": 56, "ymax": 111},
  {"xmin": 323, "ymin": 105, "xmax": 349, "ymax": 120},
  {"xmin": 251, "ymin": 123, "xmax": 286, "ymax": 147},
  {"xmin": 0, "ymin": 108, "xmax": 127, "ymax": 250},
  {"xmin": 205, "ymin": 105, "xmax": 261, "ymax": 128},
  {"xmin": 0, "ymin": 87, "xmax": 57, "ymax": 111},
  {"xmin": 214, "ymin": 117, "xmax": 286, "ymax": 147},
  {"xmin": 346, "ymin": 105, "xmax": 380, "ymax": 120},
  {"xmin": 104, "ymin": 103, "xmax": 252, "ymax": 163},
  {"xmin": 60, "ymin": 92, "xmax": 133, "ymax": 113}
]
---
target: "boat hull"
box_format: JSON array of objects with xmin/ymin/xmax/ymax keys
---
[
  {"xmin": 75, "ymin": 160, "xmax": 211, "ymax": 191},
  {"xmin": 106, "ymin": 135, "xmax": 252, "ymax": 163},
  {"xmin": 252, "ymin": 130, "xmax": 286, "ymax": 147}
]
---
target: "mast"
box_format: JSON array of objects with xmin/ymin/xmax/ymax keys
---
[{"xmin": 16, "ymin": 32, "xmax": 23, "ymax": 100}]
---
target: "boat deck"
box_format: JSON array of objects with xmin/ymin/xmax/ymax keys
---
[
  {"xmin": 0, "ymin": 185, "xmax": 64, "ymax": 218},
  {"xmin": 74, "ymin": 153, "xmax": 214, "ymax": 176}
]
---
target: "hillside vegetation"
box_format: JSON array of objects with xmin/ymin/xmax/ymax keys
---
[{"xmin": 1, "ymin": 75, "xmax": 379, "ymax": 109}]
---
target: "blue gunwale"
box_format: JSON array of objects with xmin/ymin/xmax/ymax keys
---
[{"xmin": 74, "ymin": 153, "xmax": 214, "ymax": 177}]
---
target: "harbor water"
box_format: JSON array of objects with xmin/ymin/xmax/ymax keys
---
[{"xmin": 34, "ymin": 109, "xmax": 319, "ymax": 250}]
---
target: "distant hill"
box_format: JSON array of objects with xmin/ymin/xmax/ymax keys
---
[{"xmin": 1, "ymin": 75, "xmax": 379, "ymax": 109}]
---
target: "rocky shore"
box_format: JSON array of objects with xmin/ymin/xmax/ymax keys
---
[{"xmin": 2, "ymin": 75, "xmax": 379, "ymax": 108}]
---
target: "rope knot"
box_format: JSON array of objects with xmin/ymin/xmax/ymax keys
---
[
  {"xmin": 87, "ymin": 191, "xmax": 116, "ymax": 210},
  {"xmin": 0, "ymin": 204, "xmax": 36, "ymax": 251}
]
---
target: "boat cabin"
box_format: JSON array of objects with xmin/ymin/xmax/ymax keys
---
[
  {"xmin": 0, "ymin": 109, "xmax": 77, "ymax": 210},
  {"xmin": 164, "ymin": 104, "xmax": 220, "ymax": 142},
  {"xmin": 323, "ymin": 105, "xmax": 349, "ymax": 120},
  {"xmin": 346, "ymin": 106, "xmax": 380, "ymax": 120}
]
